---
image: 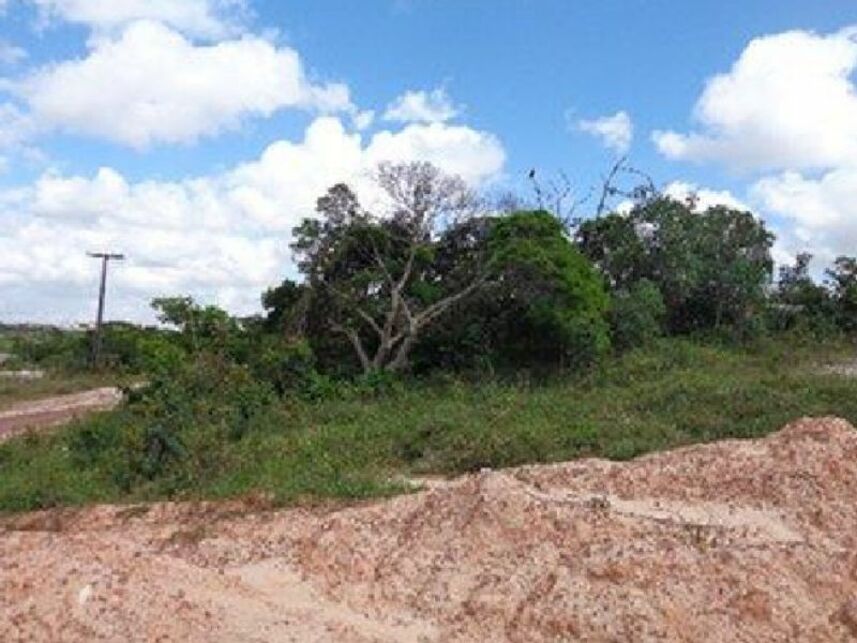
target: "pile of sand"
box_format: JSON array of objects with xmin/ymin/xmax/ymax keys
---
[{"xmin": 2, "ymin": 416, "xmax": 857, "ymax": 641}]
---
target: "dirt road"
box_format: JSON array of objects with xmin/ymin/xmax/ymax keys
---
[
  {"xmin": 0, "ymin": 387, "xmax": 123, "ymax": 443},
  {"xmin": 2, "ymin": 416, "xmax": 857, "ymax": 641}
]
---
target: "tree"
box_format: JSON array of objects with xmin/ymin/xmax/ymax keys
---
[
  {"xmin": 826, "ymin": 256, "xmax": 857, "ymax": 333},
  {"xmin": 416, "ymin": 211, "xmax": 611, "ymax": 371},
  {"xmin": 576, "ymin": 197, "xmax": 774, "ymax": 333},
  {"xmin": 771, "ymin": 252, "xmax": 834, "ymax": 333},
  {"xmin": 488, "ymin": 210, "xmax": 611, "ymax": 366},
  {"xmin": 291, "ymin": 161, "xmax": 490, "ymax": 373},
  {"xmin": 692, "ymin": 205, "xmax": 774, "ymax": 330},
  {"xmin": 151, "ymin": 296, "xmax": 239, "ymax": 354},
  {"xmin": 261, "ymin": 279, "xmax": 308, "ymax": 335}
]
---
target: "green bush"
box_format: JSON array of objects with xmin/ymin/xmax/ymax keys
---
[
  {"xmin": 249, "ymin": 336, "xmax": 317, "ymax": 394},
  {"xmin": 610, "ymin": 279, "xmax": 666, "ymax": 350},
  {"xmin": 486, "ymin": 210, "xmax": 611, "ymax": 369},
  {"xmin": 3, "ymin": 336, "xmax": 857, "ymax": 513},
  {"xmin": 66, "ymin": 353, "xmax": 280, "ymax": 497},
  {"xmin": 7, "ymin": 324, "xmax": 183, "ymax": 374},
  {"xmin": 12, "ymin": 329, "xmax": 89, "ymax": 371}
]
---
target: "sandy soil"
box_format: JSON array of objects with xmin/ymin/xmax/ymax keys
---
[
  {"xmin": 822, "ymin": 359, "xmax": 857, "ymax": 378},
  {"xmin": 2, "ymin": 416, "xmax": 857, "ymax": 642},
  {"xmin": 0, "ymin": 387, "xmax": 122, "ymax": 443}
]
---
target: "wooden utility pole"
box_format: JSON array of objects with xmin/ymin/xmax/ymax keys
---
[{"xmin": 88, "ymin": 252, "xmax": 124, "ymax": 369}]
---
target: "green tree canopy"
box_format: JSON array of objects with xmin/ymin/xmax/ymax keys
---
[
  {"xmin": 826, "ymin": 256, "xmax": 857, "ymax": 333},
  {"xmin": 416, "ymin": 210, "xmax": 611, "ymax": 371},
  {"xmin": 576, "ymin": 197, "xmax": 774, "ymax": 333}
]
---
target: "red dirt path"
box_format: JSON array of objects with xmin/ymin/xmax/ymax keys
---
[{"xmin": 0, "ymin": 387, "xmax": 122, "ymax": 442}]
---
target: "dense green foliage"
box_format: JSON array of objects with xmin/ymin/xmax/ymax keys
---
[
  {"xmin": 770, "ymin": 253, "xmax": 857, "ymax": 336},
  {"xmin": 409, "ymin": 211, "xmax": 611, "ymax": 372},
  {"xmin": 577, "ymin": 197, "xmax": 774, "ymax": 334},
  {"xmin": 609, "ymin": 279, "xmax": 666, "ymax": 350},
  {"xmin": 6, "ymin": 323, "xmax": 181, "ymax": 375},
  {"xmin": 483, "ymin": 210, "xmax": 610, "ymax": 367},
  {"xmin": 2, "ymin": 337, "xmax": 855, "ymax": 512}
]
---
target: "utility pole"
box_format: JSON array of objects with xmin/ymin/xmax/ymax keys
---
[{"xmin": 88, "ymin": 252, "xmax": 124, "ymax": 369}]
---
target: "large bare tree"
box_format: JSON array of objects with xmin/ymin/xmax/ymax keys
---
[{"xmin": 291, "ymin": 161, "xmax": 490, "ymax": 373}]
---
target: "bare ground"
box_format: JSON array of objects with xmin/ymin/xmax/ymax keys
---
[
  {"xmin": 0, "ymin": 387, "xmax": 122, "ymax": 443},
  {"xmin": 2, "ymin": 416, "xmax": 857, "ymax": 641},
  {"xmin": 822, "ymin": 358, "xmax": 857, "ymax": 378}
]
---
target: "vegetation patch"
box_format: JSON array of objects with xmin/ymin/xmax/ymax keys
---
[
  {"xmin": 1, "ymin": 337, "xmax": 855, "ymax": 513},
  {"xmin": 2, "ymin": 161, "xmax": 856, "ymax": 514}
]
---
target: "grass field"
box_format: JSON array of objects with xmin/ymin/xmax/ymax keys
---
[{"xmin": 1, "ymin": 337, "xmax": 855, "ymax": 513}]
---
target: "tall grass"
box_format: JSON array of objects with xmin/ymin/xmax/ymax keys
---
[{"xmin": 1, "ymin": 337, "xmax": 855, "ymax": 513}]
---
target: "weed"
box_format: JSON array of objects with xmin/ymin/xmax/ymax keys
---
[{"xmin": 1, "ymin": 338, "xmax": 855, "ymax": 513}]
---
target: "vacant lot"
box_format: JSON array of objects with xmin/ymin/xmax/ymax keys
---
[
  {"xmin": 2, "ymin": 417, "xmax": 857, "ymax": 641},
  {"xmin": 1, "ymin": 337, "xmax": 856, "ymax": 513}
]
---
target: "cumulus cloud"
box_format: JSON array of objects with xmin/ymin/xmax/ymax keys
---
[
  {"xmin": 29, "ymin": 0, "xmax": 249, "ymax": 40},
  {"xmin": 0, "ymin": 102, "xmax": 36, "ymax": 149},
  {"xmin": 578, "ymin": 111, "xmax": 633, "ymax": 154},
  {"xmin": 8, "ymin": 20, "xmax": 353, "ymax": 149},
  {"xmin": 751, "ymin": 168, "xmax": 857, "ymax": 265},
  {"xmin": 366, "ymin": 122, "xmax": 504, "ymax": 185},
  {"xmin": 652, "ymin": 25, "xmax": 857, "ymax": 264},
  {"xmin": 352, "ymin": 109, "xmax": 375, "ymax": 131},
  {"xmin": 0, "ymin": 116, "xmax": 505, "ymax": 323},
  {"xmin": 383, "ymin": 88, "xmax": 460, "ymax": 124},
  {"xmin": 663, "ymin": 181, "xmax": 750, "ymax": 212},
  {"xmin": 653, "ymin": 27, "xmax": 857, "ymax": 171}
]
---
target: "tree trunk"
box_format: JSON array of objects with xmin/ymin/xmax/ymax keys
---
[{"xmin": 387, "ymin": 334, "xmax": 418, "ymax": 372}]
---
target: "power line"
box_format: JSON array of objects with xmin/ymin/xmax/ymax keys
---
[{"xmin": 87, "ymin": 252, "xmax": 124, "ymax": 369}]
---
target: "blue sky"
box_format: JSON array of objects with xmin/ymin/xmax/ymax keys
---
[{"xmin": 1, "ymin": 1, "xmax": 856, "ymax": 323}]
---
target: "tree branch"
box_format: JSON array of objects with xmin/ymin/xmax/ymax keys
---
[
  {"xmin": 329, "ymin": 319, "xmax": 372, "ymax": 372},
  {"xmin": 369, "ymin": 234, "xmax": 395, "ymax": 289},
  {"xmin": 596, "ymin": 156, "xmax": 627, "ymax": 216},
  {"xmin": 414, "ymin": 277, "xmax": 488, "ymax": 331},
  {"xmin": 325, "ymin": 283, "xmax": 384, "ymax": 339}
]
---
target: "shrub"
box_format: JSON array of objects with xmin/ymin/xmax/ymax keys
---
[
  {"xmin": 249, "ymin": 337, "xmax": 317, "ymax": 394},
  {"xmin": 67, "ymin": 353, "xmax": 281, "ymax": 496},
  {"xmin": 12, "ymin": 329, "xmax": 89, "ymax": 371},
  {"xmin": 609, "ymin": 279, "xmax": 666, "ymax": 351},
  {"xmin": 487, "ymin": 210, "xmax": 611, "ymax": 369}
]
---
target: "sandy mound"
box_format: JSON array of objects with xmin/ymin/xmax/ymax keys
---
[{"xmin": 2, "ymin": 416, "xmax": 857, "ymax": 641}]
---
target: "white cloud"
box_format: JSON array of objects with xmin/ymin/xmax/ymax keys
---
[
  {"xmin": 10, "ymin": 20, "xmax": 353, "ymax": 149},
  {"xmin": 366, "ymin": 122, "xmax": 504, "ymax": 185},
  {"xmin": 663, "ymin": 181, "xmax": 750, "ymax": 212},
  {"xmin": 653, "ymin": 28, "xmax": 857, "ymax": 171},
  {"xmin": 352, "ymin": 109, "xmax": 375, "ymax": 131},
  {"xmin": 0, "ymin": 40, "xmax": 26, "ymax": 65},
  {"xmin": 652, "ymin": 26, "xmax": 857, "ymax": 268},
  {"xmin": 752, "ymin": 168, "xmax": 857, "ymax": 264},
  {"xmin": 0, "ymin": 116, "xmax": 505, "ymax": 323},
  {"xmin": 578, "ymin": 111, "xmax": 633, "ymax": 154},
  {"xmin": 29, "ymin": 0, "xmax": 249, "ymax": 40},
  {"xmin": 0, "ymin": 102, "xmax": 36, "ymax": 149},
  {"xmin": 383, "ymin": 88, "xmax": 460, "ymax": 124}
]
